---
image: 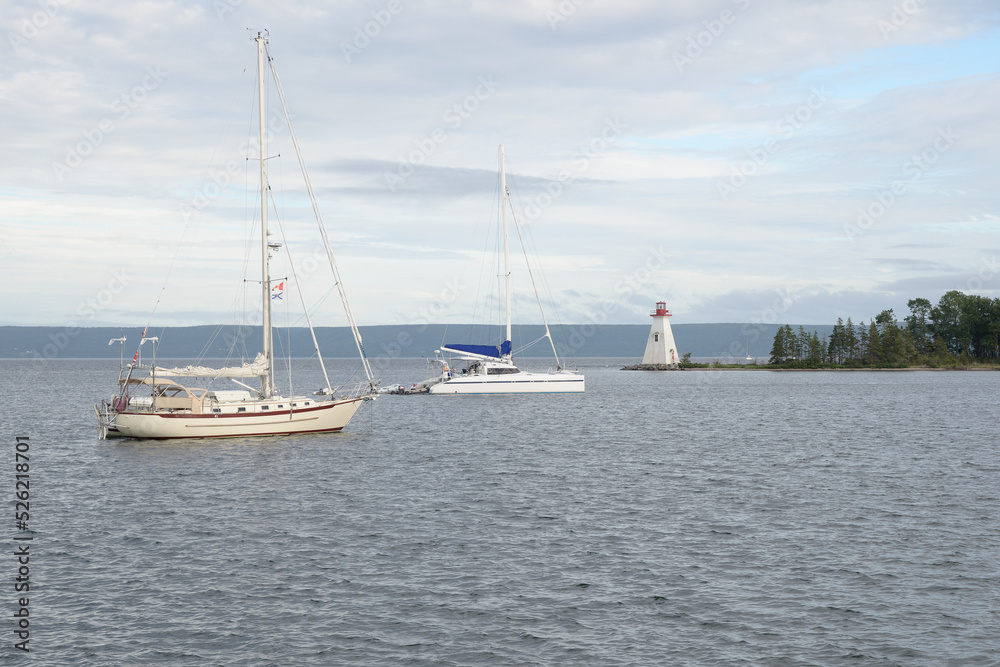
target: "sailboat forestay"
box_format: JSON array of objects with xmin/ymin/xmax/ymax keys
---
[
  {"xmin": 425, "ymin": 146, "xmax": 584, "ymax": 394},
  {"xmin": 95, "ymin": 33, "xmax": 378, "ymax": 439}
]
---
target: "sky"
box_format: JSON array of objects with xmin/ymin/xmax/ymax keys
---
[{"xmin": 2, "ymin": 0, "xmax": 999, "ymax": 330}]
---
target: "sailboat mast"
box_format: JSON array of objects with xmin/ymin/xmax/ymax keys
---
[
  {"xmin": 500, "ymin": 145, "xmax": 511, "ymax": 350},
  {"xmin": 257, "ymin": 32, "xmax": 274, "ymax": 397}
]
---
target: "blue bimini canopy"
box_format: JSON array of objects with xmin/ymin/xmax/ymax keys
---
[{"xmin": 443, "ymin": 340, "xmax": 512, "ymax": 359}]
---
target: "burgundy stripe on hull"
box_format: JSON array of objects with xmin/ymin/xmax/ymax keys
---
[
  {"xmin": 111, "ymin": 398, "xmax": 364, "ymax": 440},
  {"xmin": 112, "ymin": 426, "xmax": 346, "ymax": 440}
]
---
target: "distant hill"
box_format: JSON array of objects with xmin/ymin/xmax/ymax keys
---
[{"xmin": 0, "ymin": 323, "xmax": 836, "ymax": 361}]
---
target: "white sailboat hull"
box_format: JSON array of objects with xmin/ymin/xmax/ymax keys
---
[
  {"xmin": 110, "ymin": 397, "xmax": 365, "ymax": 439},
  {"xmin": 428, "ymin": 371, "xmax": 584, "ymax": 394}
]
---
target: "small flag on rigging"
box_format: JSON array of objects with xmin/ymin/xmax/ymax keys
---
[
  {"xmin": 131, "ymin": 326, "xmax": 147, "ymax": 363},
  {"xmin": 271, "ymin": 281, "xmax": 284, "ymax": 300}
]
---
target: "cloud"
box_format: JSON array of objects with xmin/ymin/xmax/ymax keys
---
[{"xmin": 1, "ymin": 0, "xmax": 998, "ymax": 328}]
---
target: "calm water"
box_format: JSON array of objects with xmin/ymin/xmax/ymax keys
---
[{"xmin": 1, "ymin": 359, "xmax": 998, "ymax": 665}]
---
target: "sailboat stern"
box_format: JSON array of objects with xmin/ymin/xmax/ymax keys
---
[{"xmin": 95, "ymin": 402, "xmax": 126, "ymax": 439}]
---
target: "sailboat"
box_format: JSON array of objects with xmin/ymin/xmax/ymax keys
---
[
  {"xmin": 426, "ymin": 146, "xmax": 584, "ymax": 394},
  {"xmin": 95, "ymin": 33, "xmax": 378, "ymax": 439}
]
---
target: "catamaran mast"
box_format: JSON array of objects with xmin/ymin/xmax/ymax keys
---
[
  {"xmin": 500, "ymin": 145, "xmax": 511, "ymax": 352},
  {"xmin": 257, "ymin": 32, "xmax": 274, "ymax": 398}
]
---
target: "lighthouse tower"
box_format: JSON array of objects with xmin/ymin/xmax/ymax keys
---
[{"xmin": 641, "ymin": 301, "xmax": 679, "ymax": 368}]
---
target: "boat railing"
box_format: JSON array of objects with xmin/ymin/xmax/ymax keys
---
[
  {"xmin": 335, "ymin": 380, "xmax": 375, "ymax": 399},
  {"xmin": 95, "ymin": 401, "xmax": 116, "ymax": 439}
]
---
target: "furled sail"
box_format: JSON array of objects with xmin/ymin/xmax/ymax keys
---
[
  {"xmin": 441, "ymin": 340, "xmax": 512, "ymax": 359},
  {"xmin": 154, "ymin": 353, "xmax": 268, "ymax": 378}
]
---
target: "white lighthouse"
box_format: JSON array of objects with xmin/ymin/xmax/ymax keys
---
[{"xmin": 641, "ymin": 301, "xmax": 679, "ymax": 368}]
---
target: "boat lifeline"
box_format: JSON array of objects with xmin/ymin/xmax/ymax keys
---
[{"xmin": 95, "ymin": 33, "xmax": 377, "ymax": 439}]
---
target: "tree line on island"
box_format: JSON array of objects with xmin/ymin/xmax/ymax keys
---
[{"xmin": 769, "ymin": 290, "xmax": 1000, "ymax": 367}]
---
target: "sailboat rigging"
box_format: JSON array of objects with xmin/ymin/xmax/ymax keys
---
[{"xmin": 95, "ymin": 33, "xmax": 378, "ymax": 439}]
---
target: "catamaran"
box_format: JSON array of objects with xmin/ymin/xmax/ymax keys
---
[
  {"xmin": 95, "ymin": 33, "xmax": 378, "ymax": 439},
  {"xmin": 425, "ymin": 146, "xmax": 584, "ymax": 394}
]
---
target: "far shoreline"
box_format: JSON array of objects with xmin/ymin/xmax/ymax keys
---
[
  {"xmin": 689, "ymin": 366, "xmax": 1000, "ymax": 371},
  {"xmin": 623, "ymin": 363, "xmax": 1000, "ymax": 372}
]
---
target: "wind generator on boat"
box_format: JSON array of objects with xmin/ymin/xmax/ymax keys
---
[{"xmin": 95, "ymin": 33, "xmax": 378, "ymax": 439}]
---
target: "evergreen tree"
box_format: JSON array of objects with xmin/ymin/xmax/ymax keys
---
[
  {"xmin": 962, "ymin": 295, "xmax": 1000, "ymax": 360},
  {"xmin": 866, "ymin": 320, "xmax": 883, "ymax": 365},
  {"xmin": 784, "ymin": 325, "xmax": 795, "ymax": 356},
  {"xmin": 905, "ymin": 297, "xmax": 932, "ymax": 355},
  {"xmin": 931, "ymin": 290, "xmax": 969, "ymax": 355},
  {"xmin": 808, "ymin": 332, "xmax": 823, "ymax": 364},
  {"xmin": 797, "ymin": 326, "xmax": 810, "ymax": 361},
  {"xmin": 930, "ymin": 335, "xmax": 952, "ymax": 363},
  {"xmin": 857, "ymin": 320, "xmax": 869, "ymax": 363},
  {"xmin": 769, "ymin": 326, "xmax": 788, "ymax": 364},
  {"xmin": 986, "ymin": 298, "xmax": 1000, "ymax": 360},
  {"xmin": 844, "ymin": 317, "xmax": 858, "ymax": 363},
  {"xmin": 829, "ymin": 318, "xmax": 845, "ymax": 363},
  {"xmin": 875, "ymin": 309, "xmax": 905, "ymax": 364}
]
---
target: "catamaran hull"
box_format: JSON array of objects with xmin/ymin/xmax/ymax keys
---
[
  {"xmin": 428, "ymin": 373, "xmax": 584, "ymax": 394},
  {"xmin": 110, "ymin": 398, "xmax": 366, "ymax": 439}
]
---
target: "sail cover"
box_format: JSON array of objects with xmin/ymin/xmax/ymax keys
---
[
  {"xmin": 442, "ymin": 340, "xmax": 511, "ymax": 359},
  {"xmin": 154, "ymin": 353, "xmax": 268, "ymax": 378}
]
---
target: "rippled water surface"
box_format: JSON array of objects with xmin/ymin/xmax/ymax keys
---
[{"xmin": 1, "ymin": 359, "xmax": 998, "ymax": 665}]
